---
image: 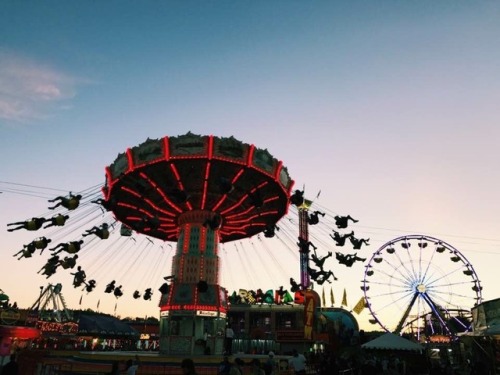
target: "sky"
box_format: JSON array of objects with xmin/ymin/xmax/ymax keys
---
[{"xmin": 1, "ymin": 1, "xmax": 499, "ymax": 333}]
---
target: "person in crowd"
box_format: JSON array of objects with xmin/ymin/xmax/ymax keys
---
[
  {"xmin": 264, "ymin": 352, "xmax": 276, "ymax": 375},
  {"xmin": 7, "ymin": 217, "xmax": 46, "ymax": 232},
  {"xmin": 250, "ymin": 358, "xmax": 265, "ymax": 375},
  {"xmin": 218, "ymin": 356, "xmax": 231, "ymax": 375},
  {"xmin": 125, "ymin": 355, "xmax": 140, "ymax": 375},
  {"xmin": 224, "ymin": 324, "xmax": 234, "ymax": 355},
  {"xmin": 307, "ymin": 211, "xmax": 325, "ymax": 225},
  {"xmin": 334, "ymin": 215, "xmax": 358, "ymax": 229},
  {"xmin": 48, "ymin": 193, "xmax": 82, "ymax": 210},
  {"xmin": 83, "ymin": 223, "xmax": 110, "ymax": 239},
  {"xmin": 59, "ymin": 254, "xmax": 78, "ymax": 269},
  {"xmin": 71, "ymin": 266, "xmax": 86, "ymax": 287},
  {"xmin": 288, "ymin": 349, "xmax": 307, "ymax": 375},
  {"xmin": 330, "ymin": 230, "xmax": 354, "ymax": 246},
  {"xmin": 44, "ymin": 214, "xmax": 69, "ymax": 229},
  {"xmin": 51, "ymin": 240, "xmax": 83, "ymax": 255},
  {"xmin": 229, "ymin": 358, "xmax": 245, "ymax": 375}
]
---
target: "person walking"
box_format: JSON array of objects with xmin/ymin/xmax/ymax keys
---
[
  {"xmin": 224, "ymin": 324, "xmax": 235, "ymax": 355},
  {"xmin": 288, "ymin": 349, "xmax": 307, "ymax": 375},
  {"xmin": 264, "ymin": 352, "xmax": 276, "ymax": 375}
]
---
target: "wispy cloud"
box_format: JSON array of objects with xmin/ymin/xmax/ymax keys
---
[{"xmin": 0, "ymin": 51, "xmax": 81, "ymax": 123}]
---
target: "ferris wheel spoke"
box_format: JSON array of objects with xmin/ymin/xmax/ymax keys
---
[
  {"xmin": 402, "ymin": 237, "xmax": 419, "ymax": 281},
  {"xmin": 386, "ymin": 252, "xmax": 415, "ymax": 284},
  {"xmin": 387, "ymin": 241, "xmax": 419, "ymax": 284},
  {"xmin": 424, "ymin": 263, "xmax": 467, "ymax": 288},
  {"xmin": 366, "ymin": 287, "xmax": 414, "ymax": 301},
  {"xmin": 366, "ymin": 268, "xmax": 412, "ymax": 289},
  {"xmin": 420, "ymin": 242, "xmax": 439, "ymax": 282},
  {"xmin": 373, "ymin": 255, "xmax": 416, "ymax": 287},
  {"xmin": 369, "ymin": 288, "xmax": 416, "ymax": 317},
  {"xmin": 428, "ymin": 291, "xmax": 473, "ymax": 308}
]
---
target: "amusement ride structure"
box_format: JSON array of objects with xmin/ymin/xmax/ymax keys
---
[
  {"xmin": 362, "ymin": 234, "xmax": 482, "ymax": 340},
  {"xmin": 3, "ymin": 133, "xmax": 486, "ymax": 358},
  {"xmin": 102, "ymin": 133, "xmax": 294, "ymax": 354}
]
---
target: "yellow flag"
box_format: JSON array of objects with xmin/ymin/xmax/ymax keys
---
[
  {"xmin": 341, "ymin": 288, "xmax": 348, "ymax": 307},
  {"xmin": 353, "ymin": 296, "xmax": 366, "ymax": 314},
  {"xmin": 330, "ymin": 287, "xmax": 334, "ymax": 306},
  {"xmin": 322, "ymin": 288, "xmax": 326, "ymax": 307}
]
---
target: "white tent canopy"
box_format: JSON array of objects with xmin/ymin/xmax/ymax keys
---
[{"xmin": 362, "ymin": 332, "xmax": 424, "ymax": 351}]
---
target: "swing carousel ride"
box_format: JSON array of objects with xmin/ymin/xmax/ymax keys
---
[{"xmin": 2, "ymin": 132, "xmax": 482, "ymax": 352}]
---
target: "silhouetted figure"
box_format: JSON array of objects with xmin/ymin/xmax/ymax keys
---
[
  {"xmin": 334, "ymin": 215, "xmax": 358, "ymax": 229},
  {"xmin": 14, "ymin": 243, "xmax": 37, "ymax": 260},
  {"xmin": 48, "ymin": 193, "xmax": 82, "ymax": 210},
  {"xmin": 133, "ymin": 290, "xmax": 141, "ymax": 299},
  {"xmin": 203, "ymin": 214, "xmax": 222, "ymax": 230},
  {"xmin": 335, "ymin": 252, "xmax": 366, "ymax": 267},
  {"xmin": 44, "ymin": 214, "xmax": 69, "ymax": 229},
  {"xmin": 84, "ymin": 279, "xmax": 96, "ymax": 293},
  {"xmin": 114, "ymin": 285, "xmax": 123, "ymax": 298},
  {"xmin": 263, "ymin": 223, "xmax": 279, "ymax": 238},
  {"xmin": 297, "ymin": 237, "xmax": 317, "ymax": 253},
  {"xmin": 59, "ymin": 254, "xmax": 78, "ymax": 269},
  {"xmin": 310, "ymin": 248, "xmax": 333, "ymax": 270},
  {"xmin": 307, "ymin": 211, "xmax": 325, "ymax": 225},
  {"xmin": 15, "ymin": 237, "xmax": 52, "ymax": 258},
  {"xmin": 71, "ymin": 266, "xmax": 86, "ymax": 287},
  {"xmin": 159, "ymin": 283, "xmax": 170, "ymax": 294},
  {"xmin": 308, "ymin": 266, "xmax": 337, "ymax": 284},
  {"xmin": 51, "ymin": 240, "xmax": 84, "ymax": 255},
  {"xmin": 290, "ymin": 278, "xmax": 303, "ymax": 293},
  {"xmin": 290, "ymin": 189, "xmax": 304, "ymax": 206},
  {"xmin": 105, "ymin": 280, "xmax": 116, "ymax": 293},
  {"xmin": 143, "ymin": 288, "xmax": 153, "ymax": 301},
  {"xmin": 330, "ymin": 230, "xmax": 354, "ymax": 246},
  {"xmin": 350, "ymin": 236, "xmax": 370, "ymax": 250},
  {"xmin": 38, "ymin": 255, "xmax": 60, "ymax": 278},
  {"xmin": 83, "ymin": 223, "xmax": 110, "ymax": 239},
  {"xmin": 7, "ymin": 217, "xmax": 46, "ymax": 232}
]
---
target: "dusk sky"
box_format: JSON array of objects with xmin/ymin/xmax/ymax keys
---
[{"xmin": 1, "ymin": 1, "xmax": 499, "ymax": 332}]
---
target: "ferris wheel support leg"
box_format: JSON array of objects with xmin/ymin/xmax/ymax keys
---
[
  {"xmin": 421, "ymin": 292, "xmax": 453, "ymax": 336},
  {"xmin": 395, "ymin": 292, "xmax": 419, "ymax": 334}
]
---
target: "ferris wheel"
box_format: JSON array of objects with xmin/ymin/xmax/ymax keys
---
[{"xmin": 361, "ymin": 235, "xmax": 482, "ymax": 339}]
